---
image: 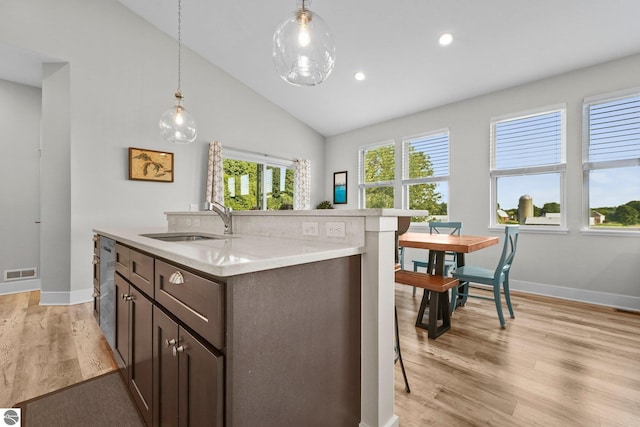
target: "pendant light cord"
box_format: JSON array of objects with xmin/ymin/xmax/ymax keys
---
[{"xmin": 177, "ymin": 0, "xmax": 182, "ymax": 94}]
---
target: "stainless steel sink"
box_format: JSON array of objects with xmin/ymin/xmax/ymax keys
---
[{"xmin": 140, "ymin": 232, "xmax": 227, "ymax": 242}]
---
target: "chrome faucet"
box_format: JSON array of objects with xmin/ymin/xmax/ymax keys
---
[{"xmin": 207, "ymin": 201, "xmax": 233, "ymax": 235}]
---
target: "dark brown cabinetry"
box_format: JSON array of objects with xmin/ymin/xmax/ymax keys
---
[
  {"xmin": 155, "ymin": 260, "xmax": 225, "ymax": 349},
  {"xmin": 153, "ymin": 307, "xmax": 224, "ymax": 427},
  {"xmin": 102, "ymin": 236, "xmax": 361, "ymax": 427},
  {"xmin": 114, "ymin": 244, "xmax": 155, "ymax": 426},
  {"xmin": 115, "ymin": 272, "xmax": 154, "ymax": 426}
]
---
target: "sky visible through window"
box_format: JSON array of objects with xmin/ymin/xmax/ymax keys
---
[{"xmin": 589, "ymin": 167, "xmax": 640, "ymax": 207}]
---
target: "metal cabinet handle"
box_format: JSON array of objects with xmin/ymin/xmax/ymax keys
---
[
  {"xmin": 92, "ymin": 258, "xmax": 99, "ymax": 265},
  {"xmin": 92, "ymin": 292, "xmax": 99, "ymax": 298},
  {"xmin": 121, "ymin": 293, "xmax": 128, "ymax": 300},
  {"xmin": 165, "ymin": 338, "xmax": 177, "ymax": 347},
  {"xmin": 169, "ymin": 271, "xmax": 184, "ymax": 284},
  {"xmin": 121, "ymin": 293, "xmax": 134, "ymax": 301},
  {"xmin": 93, "ymin": 236, "xmax": 98, "ymax": 242},
  {"xmin": 172, "ymin": 345, "xmax": 186, "ymax": 356}
]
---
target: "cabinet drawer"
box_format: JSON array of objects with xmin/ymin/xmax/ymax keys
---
[
  {"xmin": 155, "ymin": 260, "xmax": 225, "ymax": 349},
  {"xmin": 115, "ymin": 244, "xmax": 130, "ymax": 278},
  {"xmin": 129, "ymin": 249, "xmax": 154, "ymax": 298}
]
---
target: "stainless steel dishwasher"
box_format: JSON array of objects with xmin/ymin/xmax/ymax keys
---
[{"xmin": 99, "ymin": 236, "xmax": 116, "ymax": 349}]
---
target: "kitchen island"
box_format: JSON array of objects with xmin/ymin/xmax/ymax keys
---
[{"xmin": 95, "ymin": 208, "xmax": 425, "ymax": 427}]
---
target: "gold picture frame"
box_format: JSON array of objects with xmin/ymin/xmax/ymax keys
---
[{"xmin": 128, "ymin": 147, "xmax": 174, "ymax": 182}]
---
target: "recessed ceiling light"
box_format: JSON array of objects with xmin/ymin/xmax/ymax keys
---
[
  {"xmin": 439, "ymin": 33, "xmax": 453, "ymax": 46},
  {"xmin": 354, "ymin": 72, "xmax": 366, "ymax": 81}
]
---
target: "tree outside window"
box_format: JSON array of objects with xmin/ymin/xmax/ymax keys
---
[
  {"xmin": 403, "ymin": 132, "xmax": 449, "ymax": 221},
  {"xmin": 224, "ymin": 159, "xmax": 294, "ymax": 211},
  {"xmin": 358, "ymin": 133, "xmax": 447, "ymax": 220},
  {"xmin": 360, "ymin": 143, "xmax": 395, "ymax": 208}
]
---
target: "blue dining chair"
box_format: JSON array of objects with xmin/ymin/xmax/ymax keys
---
[
  {"xmin": 451, "ymin": 225, "xmax": 519, "ymax": 328},
  {"xmin": 411, "ymin": 221, "xmax": 463, "ymax": 296}
]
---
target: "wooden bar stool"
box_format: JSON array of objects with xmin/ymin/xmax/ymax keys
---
[{"xmin": 395, "ymin": 270, "xmax": 459, "ymax": 339}]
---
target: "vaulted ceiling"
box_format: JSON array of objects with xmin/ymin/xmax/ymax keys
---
[{"xmin": 3, "ymin": 1, "xmax": 640, "ymax": 137}]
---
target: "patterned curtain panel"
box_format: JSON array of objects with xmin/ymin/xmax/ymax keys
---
[
  {"xmin": 206, "ymin": 140, "xmax": 224, "ymax": 206},
  {"xmin": 294, "ymin": 159, "xmax": 311, "ymax": 210}
]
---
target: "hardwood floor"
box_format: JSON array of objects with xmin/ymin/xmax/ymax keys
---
[
  {"xmin": 0, "ymin": 291, "xmax": 117, "ymax": 407},
  {"xmin": 1, "ymin": 289, "xmax": 639, "ymax": 426},
  {"xmin": 394, "ymin": 285, "xmax": 640, "ymax": 426}
]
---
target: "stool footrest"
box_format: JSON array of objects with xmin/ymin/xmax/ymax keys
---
[{"xmin": 394, "ymin": 270, "xmax": 459, "ymax": 292}]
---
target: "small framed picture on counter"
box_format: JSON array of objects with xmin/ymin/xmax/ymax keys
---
[
  {"xmin": 333, "ymin": 171, "xmax": 347, "ymax": 204},
  {"xmin": 129, "ymin": 147, "xmax": 174, "ymax": 182}
]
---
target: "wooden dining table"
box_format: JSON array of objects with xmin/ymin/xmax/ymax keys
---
[{"xmin": 397, "ymin": 232, "xmax": 500, "ymax": 329}]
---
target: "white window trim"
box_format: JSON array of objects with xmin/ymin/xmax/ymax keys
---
[
  {"xmin": 489, "ymin": 104, "xmax": 568, "ymax": 232},
  {"xmin": 581, "ymin": 87, "xmax": 640, "ymax": 234}
]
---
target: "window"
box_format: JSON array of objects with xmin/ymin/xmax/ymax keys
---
[
  {"xmin": 359, "ymin": 142, "xmax": 395, "ymax": 208},
  {"xmin": 402, "ymin": 131, "xmax": 449, "ymax": 222},
  {"xmin": 583, "ymin": 89, "xmax": 640, "ymax": 230},
  {"xmin": 490, "ymin": 106, "xmax": 566, "ymax": 228},
  {"xmin": 223, "ymin": 150, "xmax": 294, "ymax": 211}
]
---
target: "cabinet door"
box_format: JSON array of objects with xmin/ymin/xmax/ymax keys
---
[
  {"xmin": 178, "ymin": 328, "xmax": 224, "ymax": 427},
  {"xmin": 153, "ymin": 307, "xmax": 180, "ymax": 427},
  {"xmin": 129, "ymin": 286, "xmax": 154, "ymax": 426},
  {"xmin": 114, "ymin": 273, "xmax": 129, "ymax": 370}
]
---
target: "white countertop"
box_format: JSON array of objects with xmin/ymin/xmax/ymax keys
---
[
  {"xmin": 165, "ymin": 208, "xmax": 428, "ymax": 217},
  {"xmin": 94, "ymin": 227, "xmax": 364, "ymax": 278}
]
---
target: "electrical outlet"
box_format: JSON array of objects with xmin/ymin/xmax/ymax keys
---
[
  {"xmin": 190, "ymin": 203, "xmax": 198, "ymax": 212},
  {"xmin": 193, "ymin": 218, "xmax": 201, "ymax": 227},
  {"xmin": 326, "ymin": 222, "xmax": 346, "ymax": 238},
  {"xmin": 302, "ymin": 222, "xmax": 319, "ymax": 236},
  {"xmin": 185, "ymin": 218, "xmax": 192, "ymax": 226}
]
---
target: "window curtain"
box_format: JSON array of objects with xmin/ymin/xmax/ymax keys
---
[
  {"xmin": 206, "ymin": 140, "xmax": 224, "ymax": 206},
  {"xmin": 294, "ymin": 159, "xmax": 311, "ymax": 210}
]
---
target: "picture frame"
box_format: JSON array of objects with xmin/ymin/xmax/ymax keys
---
[
  {"xmin": 129, "ymin": 147, "xmax": 174, "ymax": 182},
  {"xmin": 333, "ymin": 171, "xmax": 347, "ymax": 204}
]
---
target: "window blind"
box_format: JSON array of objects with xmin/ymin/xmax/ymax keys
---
[
  {"xmin": 494, "ymin": 111, "xmax": 562, "ymax": 170},
  {"xmin": 588, "ymin": 95, "xmax": 640, "ymax": 162},
  {"xmin": 403, "ymin": 132, "xmax": 449, "ymax": 179}
]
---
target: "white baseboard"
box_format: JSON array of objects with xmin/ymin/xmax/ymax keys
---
[
  {"xmin": 360, "ymin": 415, "xmax": 399, "ymax": 427},
  {"xmin": 39, "ymin": 287, "xmax": 93, "ymax": 306},
  {"xmin": 510, "ymin": 280, "xmax": 640, "ymax": 312},
  {"xmin": 0, "ymin": 278, "xmax": 40, "ymax": 295}
]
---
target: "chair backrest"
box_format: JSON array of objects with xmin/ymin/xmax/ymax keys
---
[
  {"xmin": 494, "ymin": 225, "xmax": 519, "ymax": 281},
  {"xmin": 429, "ymin": 221, "xmax": 462, "ymax": 236}
]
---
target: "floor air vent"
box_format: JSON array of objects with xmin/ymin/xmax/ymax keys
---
[{"xmin": 4, "ymin": 268, "xmax": 38, "ymax": 281}]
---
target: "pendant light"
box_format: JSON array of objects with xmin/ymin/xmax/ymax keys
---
[
  {"xmin": 159, "ymin": 0, "xmax": 197, "ymax": 144},
  {"xmin": 272, "ymin": 0, "xmax": 336, "ymax": 86}
]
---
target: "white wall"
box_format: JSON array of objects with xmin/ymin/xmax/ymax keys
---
[
  {"xmin": 0, "ymin": 79, "xmax": 41, "ymax": 293},
  {"xmin": 326, "ymin": 54, "xmax": 640, "ymax": 310},
  {"xmin": 0, "ymin": 1, "xmax": 325, "ymax": 302}
]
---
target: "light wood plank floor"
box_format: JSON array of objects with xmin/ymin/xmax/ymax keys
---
[
  {"xmin": 394, "ymin": 285, "xmax": 640, "ymax": 426},
  {"xmin": 0, "ymin": 291, "xmax": 117, "ymax": 407},
  {"xmin": 1, "ymin": 289, "xmax": 639, "ymax": 426}
]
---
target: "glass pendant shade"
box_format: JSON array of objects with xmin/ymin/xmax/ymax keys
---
[
  {"xmin": 159, "ymin": 91, "xmax": 197, "ymax": 144},
  {"xmin": 159, "ymin": 0, "xmax": 197, "ymax": 144},
  {"xmin": 273, "ymin": 0, "xmax": 335, "ymax": 86}
]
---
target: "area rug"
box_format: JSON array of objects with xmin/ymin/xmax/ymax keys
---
[{"xmin": 16, "ymin": 371, "xmax": 144, "ymax": 426}]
